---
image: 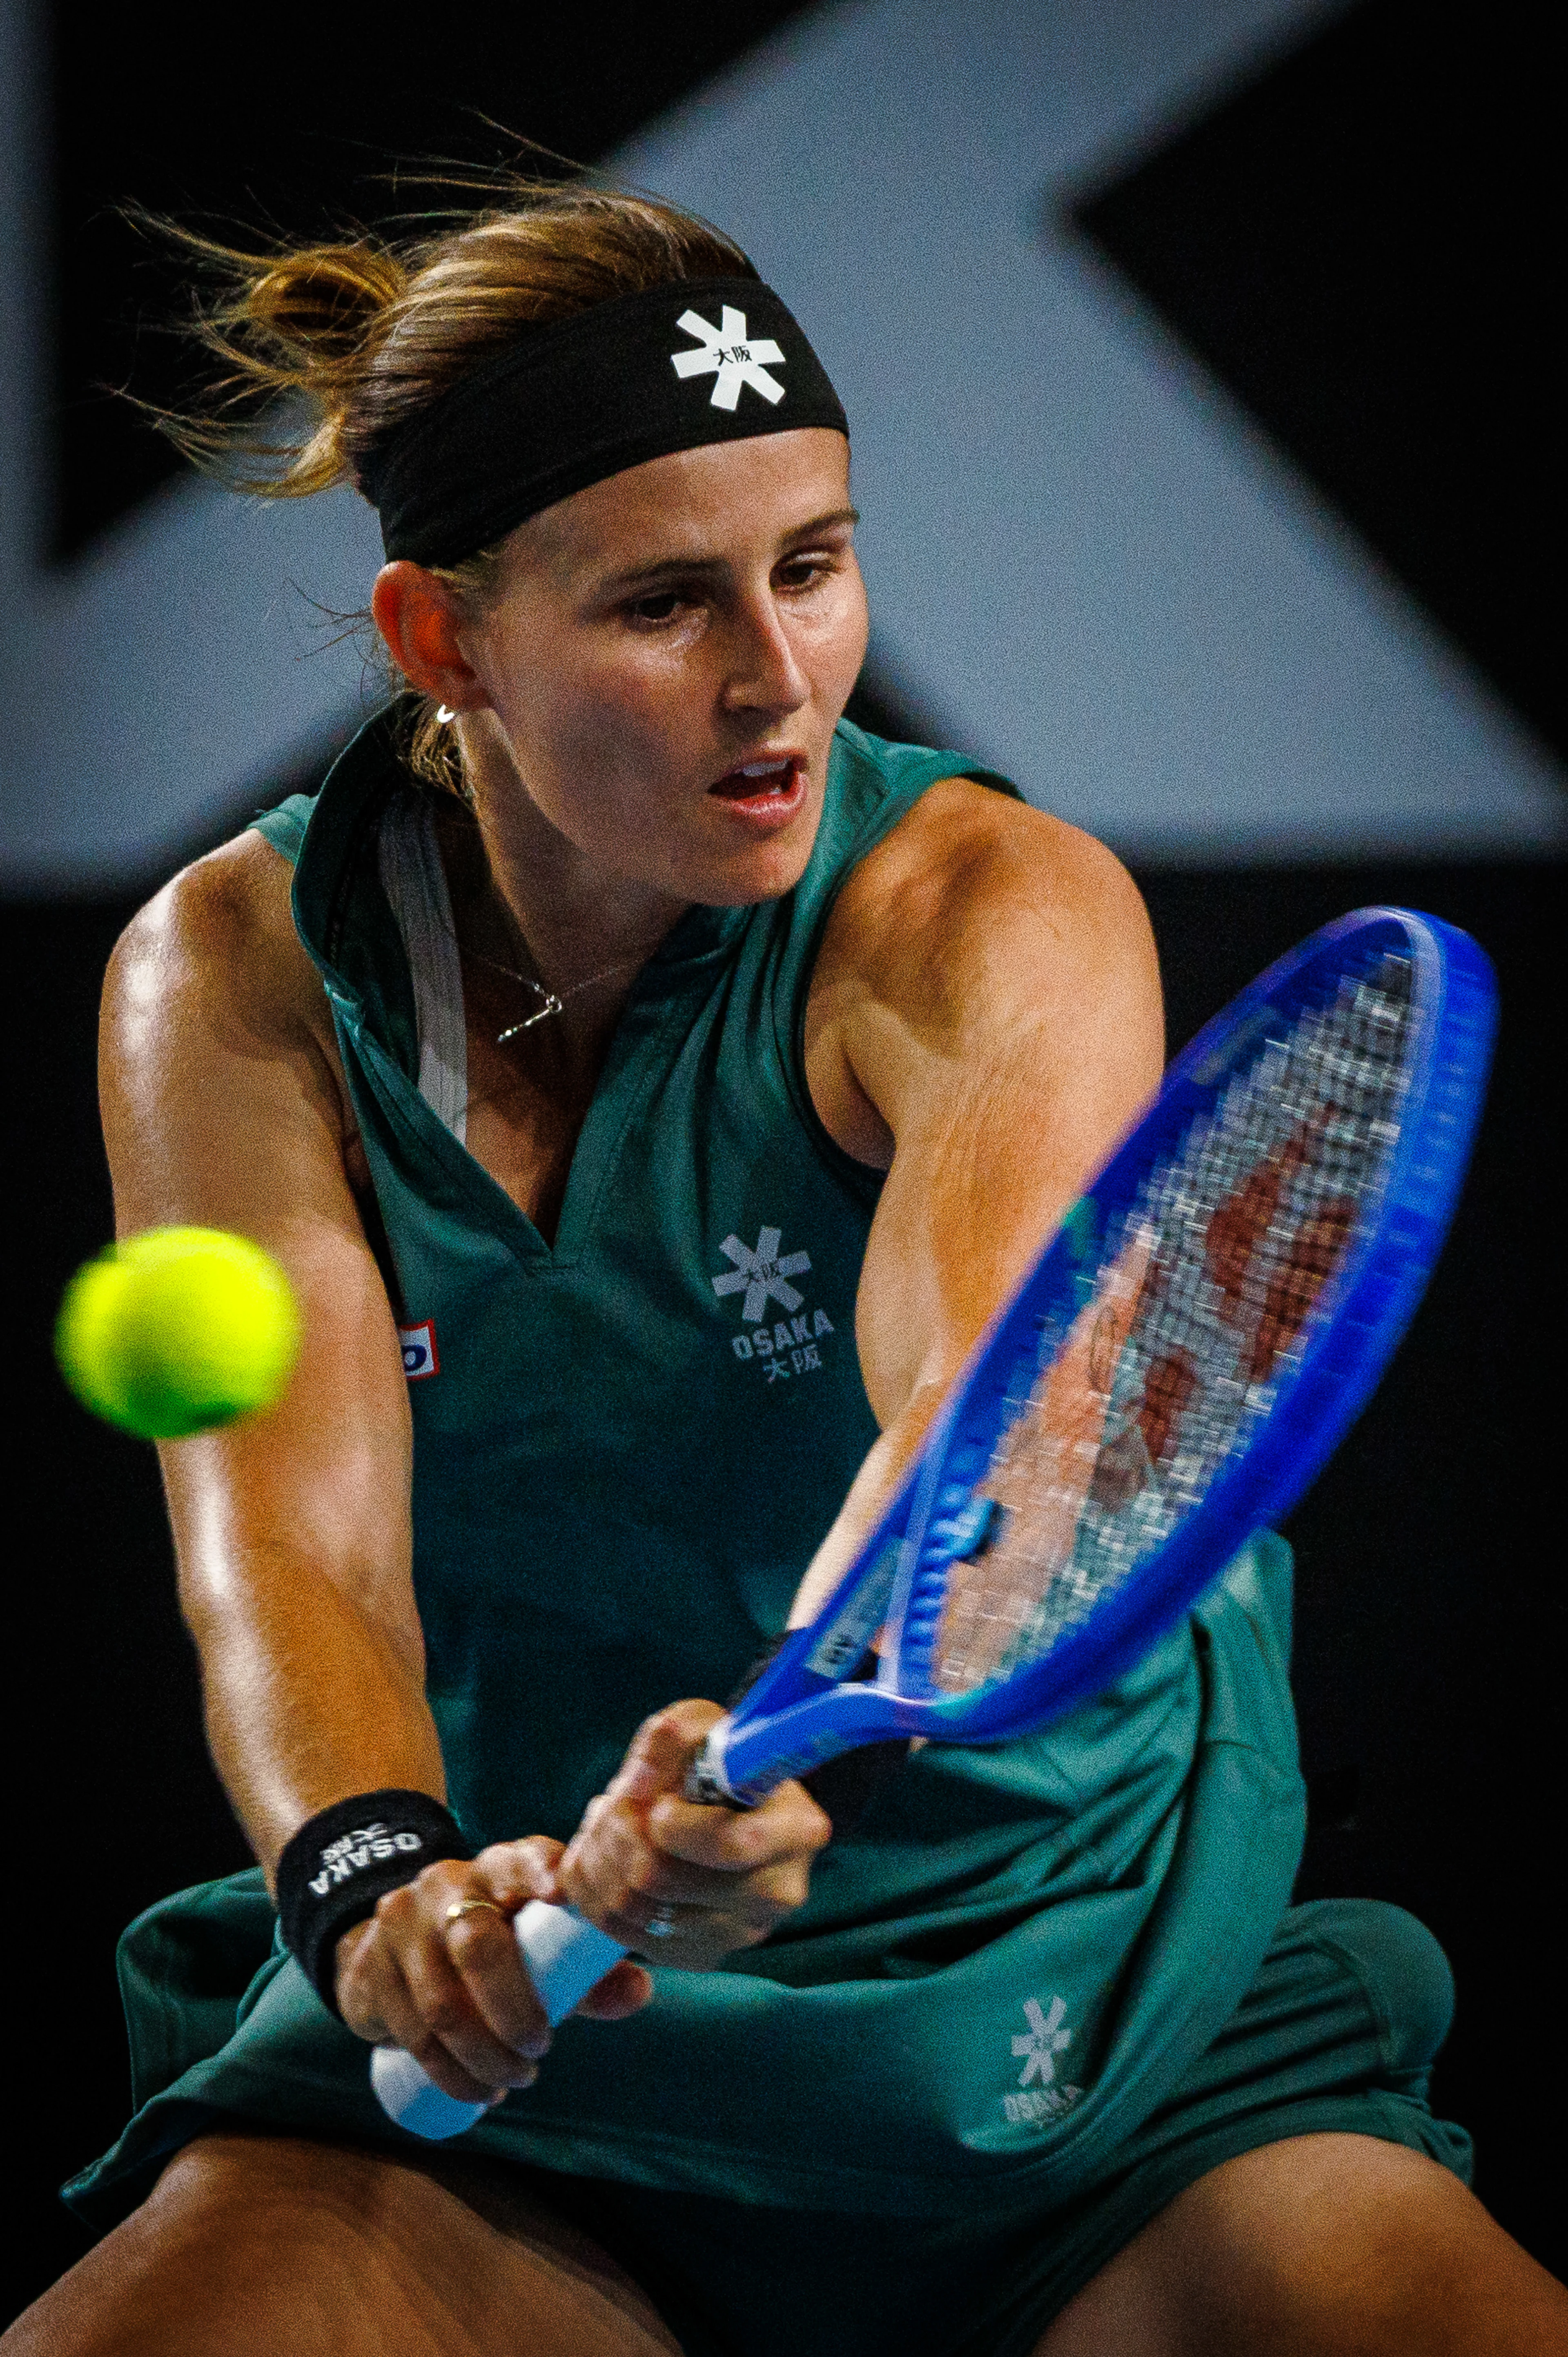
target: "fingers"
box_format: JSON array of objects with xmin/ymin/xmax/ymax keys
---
[
  {"xmin": 570, "ymin": 1958, "xmax": 656, "ymax": 2020},
  {"xmin": 335, "ymin": 1836, "xmax": 650, "ymax": 2105},
  {"xmin": 337, "ymin": 1844, "xmax": 551, "ymax": 2099},
  {"xmin": 648, "ymin": 1780, "xmax": 831, "ymax": 1876},
  {"xmin": 573, "ymin": 1780, "xmax": 829, "ymax": 1903},
  {"xmin": 597, "ymin": 1698, "xmax": 727, "ymax": 1812},
  {"xmin": 557, "ymin": 1702, "xmax": 832, "ymax": 1965}
]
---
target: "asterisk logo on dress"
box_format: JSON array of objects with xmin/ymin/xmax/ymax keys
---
[
  {"xmin": 712, "ymin": 1228, "xmax": 812, "ymax": 1322},
  {"xmin": 670, "ymin": 307, "xmax": 787, "ymax": 410},
  {"xmin": 1013, "ymin": 1996, "xmax": 1072, "ymax": 2090}
]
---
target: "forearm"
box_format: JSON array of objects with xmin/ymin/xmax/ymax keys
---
[
  {"xmin": 787, "ymin": 1372, "xmax": 950, "ymax": 1629},
  {"xmin": 182, "ymin": 1542, "xmax": 446, "ymax": 1889}
]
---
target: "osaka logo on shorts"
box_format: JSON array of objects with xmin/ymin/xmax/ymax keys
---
[
  {"xmin": 397, "ymin": 1320, "xmax": 439, "ymax": 1381},
  {"xmin": 1002, "ymin": 1996, "xmax": 1084, "ymax": 2126}
]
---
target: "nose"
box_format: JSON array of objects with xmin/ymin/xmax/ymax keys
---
[{"xmin": 719, "ymin": 591, "xmax": 811, "ymax": 720}]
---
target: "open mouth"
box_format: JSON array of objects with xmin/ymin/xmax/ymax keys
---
[{"xmin": 708, "ymin": 756, "xmax": 807, "ymax": 812}]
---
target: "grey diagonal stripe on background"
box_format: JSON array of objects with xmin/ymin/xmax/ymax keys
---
[{"xmin": 4, "ymin": 0, "xmax": 1561, "ymax": 892}]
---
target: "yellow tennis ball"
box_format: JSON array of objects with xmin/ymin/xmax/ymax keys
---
[{"xmin": 55, "ymin": 1226, "xmax": 302, "ymax": 1440}]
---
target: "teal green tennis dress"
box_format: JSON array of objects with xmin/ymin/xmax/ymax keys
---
[{"xmin": 65, "ymin": 709, "xmax": 1470, "ymax": 2354}]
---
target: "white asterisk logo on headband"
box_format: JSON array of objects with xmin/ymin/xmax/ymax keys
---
[{"xmin": 670, "ymin": 306, "xmax": 787, "ymax": 411}]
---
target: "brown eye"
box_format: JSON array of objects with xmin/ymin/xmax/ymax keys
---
[{"xmin": 632, "ymin": 593, "xmax": 683, "ymax": 623}]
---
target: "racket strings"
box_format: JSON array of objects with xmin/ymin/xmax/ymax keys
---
[{"xmin": 927, "ymin": 956, "xmax": 1413, "ymax": 1695}]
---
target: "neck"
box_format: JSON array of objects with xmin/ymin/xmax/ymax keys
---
[{"xmin": 435, "ymin": 751, "xmax": 689, "ymax": 1052}]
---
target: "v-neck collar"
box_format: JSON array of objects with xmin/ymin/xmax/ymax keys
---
[{"xmin": 292, "ymin": 706, "xmax": 753, "ymax": 1269}]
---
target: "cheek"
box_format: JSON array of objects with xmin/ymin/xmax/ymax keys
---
[
  {"xmin": 834, "ymin": 610, "xmax": 871, "ymax": 696},
  {"xmin": 523, "ymin": 664, "xmax": 690, "ymax": 801},
  {"xmin": 811, "ymin": 570, "xmax": 871, "ymax": 689}
]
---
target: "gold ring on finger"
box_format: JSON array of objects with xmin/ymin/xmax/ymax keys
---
[{"xmin": 444, "ymin": 1896, "xmax": 506, "ymax": 1929}]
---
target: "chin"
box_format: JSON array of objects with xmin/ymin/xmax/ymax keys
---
[{"xmin": 692, "ymin": 802, "xmax": 824, "ymax": 906}]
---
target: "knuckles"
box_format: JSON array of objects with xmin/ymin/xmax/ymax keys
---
[
  {"xmin": 619, "ymin": 1857, "xmax": 668, "ymax": 1903},
  {"xmin": 373, "ymin": 1882, "xmax": 418, "ymax": 1930},
  {"xmin": 421, "ymin": 1989, "xmax": 479, "ymax": 2038},
  {"xmin": 799, "ymin": 1798, "xmax": 833, "ymax": 1852},
  {"xmin": 373, "ymin": 1858, "xmax": 466, "ymax": 1931}
]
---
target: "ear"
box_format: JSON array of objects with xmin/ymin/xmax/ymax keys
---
[{"xmin": 371, "ymin": 563, "xmax": 488, "ymax": 711}]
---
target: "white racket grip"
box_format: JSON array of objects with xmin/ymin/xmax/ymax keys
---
[
  {"xmin": 370, "ymin": 2043, "xmax": 484, "ymax": 2141},
  {"xmin": 516, "ymin": 1898, "xmax": 631, "ymax": 2023},
  {"xmin": 369, "ymin": 1900, "xmax": 631, "ymax": 2139}
]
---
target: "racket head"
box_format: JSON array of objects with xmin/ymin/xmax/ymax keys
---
[{"xmin": 877, "ymin": 907, "xmax": 1496, "ymax": 1741}]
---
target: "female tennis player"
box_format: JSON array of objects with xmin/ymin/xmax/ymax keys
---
[{"xmin": 8, "ymin": 178, "xmax": 1563, "ymax": 2356}]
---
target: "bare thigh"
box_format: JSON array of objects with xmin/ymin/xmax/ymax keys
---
[
  {"xmin": 1035, "ymin": 2132, "xmax": 1568, "ymax": 2357},
  {"xmin": 0, "ymin": 2129, "xmax": 682, "ymax": 2357}
]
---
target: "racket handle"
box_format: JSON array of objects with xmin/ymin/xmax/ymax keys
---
[
  {"xmin": 517, "ymin": 1898, "xmax": 631, "ymax": 2022},
  {"xmin": 368, "ymin": 1900, "xmax": 630, "ymax": 2139}
]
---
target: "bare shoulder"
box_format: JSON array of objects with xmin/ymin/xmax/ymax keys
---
[
  {"xmin": 806, "ymin": 779, "xmax": 1163, "ymax": 1161},
  {"xmin": 104, "ymin": 826, "xmax": 327, "ymax": 1060},
  {"xmin": 100, "ymin": 826, "xmax": 360, "ymax": 1232},
  {"xmin": 833, "ymin": 776, "xmax": 1156, "ymax": 1016}
]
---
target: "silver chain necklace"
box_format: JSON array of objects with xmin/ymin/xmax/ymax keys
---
[
  {"xmin": 493, "ymin": 960, "xmax": 630, "ymax": 1045},
  {"xmin": 433, "ymin": 730, "xmax": 633, "ymax": 1040},
  {"xmin": 451, "ymin": 921, "xmax": 630, "ymax": 1046},
  {"xmin": 434, "ymin": 788, "xmax": 631, "ymax": 1043}
]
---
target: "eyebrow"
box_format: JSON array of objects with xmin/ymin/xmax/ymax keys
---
[{"xmin": 590, "ymin": 506, "xmax": 860, "ymax": 599}]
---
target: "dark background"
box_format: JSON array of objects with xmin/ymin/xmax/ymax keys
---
[{"xmin": 5, "ymin": 0, "xmax": 1561, "ymax": 2328}]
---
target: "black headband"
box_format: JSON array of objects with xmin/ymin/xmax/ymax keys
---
[{"xmin": 360, "ymin": 276, "xmax": 850, "ymax": 567}]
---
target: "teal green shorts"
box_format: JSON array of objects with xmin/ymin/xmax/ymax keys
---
[
  {"xmin": 63, "ymin": 1894, "xmax": 1469, "ymax": 2354},
  {"xmin": 504, "ymin": 1898, "xmax": 1471, "ymax": 2357}
]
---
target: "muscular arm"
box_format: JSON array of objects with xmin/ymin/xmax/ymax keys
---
[
  {"xmin": 100, "ymin": 830, "xmax": 438, "ymax": 1880},
  {"xmin": 106, "ymin": 833, "xmax": 649, "ymax": 2099},
  {"xmin": 794, "ymin": 779, "xmax": 1165, "ymax": 1617},
  {"xmin": 557, "ymin": 786, "xmax": 1162, "ymax": 1952}
]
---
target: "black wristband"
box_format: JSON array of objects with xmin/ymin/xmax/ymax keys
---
[{"xmin": 276, "ymin": 1789, "xmax": 475, "ymax": 2018}]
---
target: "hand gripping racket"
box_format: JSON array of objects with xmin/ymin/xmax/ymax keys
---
[{"xmin": 371, "ymin": 908, "xmax": 1495, "ymax": 2139}]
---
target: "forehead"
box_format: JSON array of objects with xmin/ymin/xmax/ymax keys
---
[{"xmin": 512, "ymin": 428, "xmax": 853, "ymax": 586}]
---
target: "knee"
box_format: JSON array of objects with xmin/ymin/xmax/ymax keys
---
[
  {"xmin": 123, "ymin": 2129, "xmax": 377, "ymax": 2289},
  {"xmin": 148, "ymin": 2127, "xmax": 370, "ymax": 2231},
  {"xmin": 0, "ymin": 2134, "xmax": 372, "ymax": 2357},
  {"xmin": 1168, "ymin": 2134, "xmax": 1568, "ymax": 2355}
]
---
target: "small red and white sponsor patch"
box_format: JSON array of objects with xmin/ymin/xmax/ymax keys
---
[{"xmin": 397, "ymin": 1321, "xmax": 439, "ymax": 1380}]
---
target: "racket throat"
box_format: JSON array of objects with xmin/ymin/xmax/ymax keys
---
[
  {"xmin": 919, "ymin": 1492, "xmax": 1006, "ymax": 1569},
  {"xmin": 688, "ymin": 1684, "xmax": 911, "ymax": 1808}
]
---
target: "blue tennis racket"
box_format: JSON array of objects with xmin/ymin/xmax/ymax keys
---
[{"xmin": 372, "ymin": 907, "xmax": 1495, "ymax": 2139}]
